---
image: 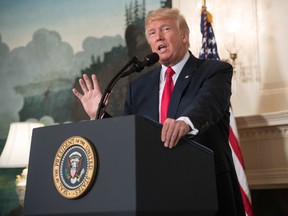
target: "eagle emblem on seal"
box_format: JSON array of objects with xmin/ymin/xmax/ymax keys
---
[{"xmin": 67, "ymin": 151, "xmax": 85, "ymax": 184}]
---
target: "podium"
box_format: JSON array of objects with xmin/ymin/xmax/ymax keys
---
[{"xmin": 24, "ymin": 115, "xmax": 218, "ymax": 216}]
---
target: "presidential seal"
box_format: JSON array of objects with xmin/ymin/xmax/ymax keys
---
[{"xmin": 53, "ymin": 136, "xmax": 97, "ymax": 199}]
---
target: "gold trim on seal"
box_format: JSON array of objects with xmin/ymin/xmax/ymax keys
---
[{"xmin": 53, "ymin": 136, "xmax": 97, "ymax": 199}]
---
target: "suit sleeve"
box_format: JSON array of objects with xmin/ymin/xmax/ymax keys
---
[{"xmin": 182, "ymin": 60, "xmax": 233, "ymax": 135}]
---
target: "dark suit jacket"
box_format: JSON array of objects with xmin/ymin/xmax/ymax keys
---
[{"xmin": 124, "ymin": 52, "xmax": 245, "ymax": 216}]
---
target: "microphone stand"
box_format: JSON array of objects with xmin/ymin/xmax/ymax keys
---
[{"xmin": 96, "ymin": 56, "xmax": 138, "ymax": 119}]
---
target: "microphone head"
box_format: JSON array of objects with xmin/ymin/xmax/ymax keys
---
[{"xmin": 144, "ymin": 52, "xmax": 159, "ymax": 66}]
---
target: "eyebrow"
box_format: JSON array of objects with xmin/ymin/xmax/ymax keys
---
[{"xmin": 148, "ymin": 24, "xmax": 171, "ymax": 31}]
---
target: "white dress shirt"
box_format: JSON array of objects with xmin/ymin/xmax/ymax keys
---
[{"xmin": 159, "ymin": 51, "xmax": 198, "ymax": 135}]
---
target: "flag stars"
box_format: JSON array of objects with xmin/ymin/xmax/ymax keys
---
[{"xmin": 208, "ymin": 37, "xmax": 216, "ymax": 45}]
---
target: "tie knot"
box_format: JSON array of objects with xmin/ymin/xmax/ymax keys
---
[{"xmin": 166, "ymin": 67, "xmax": 175, "ymax": 78}]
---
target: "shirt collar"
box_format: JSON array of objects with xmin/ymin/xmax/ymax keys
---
[{"xmin": 161, "ymin": 51, "xmax": 190, "ymax": 80}]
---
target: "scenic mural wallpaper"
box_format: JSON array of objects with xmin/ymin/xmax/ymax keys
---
[{"xmin": 0, "ymin": 0, "xmax": 172, "ymax": 215}]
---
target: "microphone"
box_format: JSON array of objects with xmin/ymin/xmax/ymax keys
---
[
  {"xmin": 121, "ymin": 52, "xmax": 159, "ymax": 77},
  {"xmin": 146, "ymin": 52, "xmax": 160, "ymax": 65},
  {"xmin": 137, "ymin": 52, "xmax": 159, "ymax": 68}
]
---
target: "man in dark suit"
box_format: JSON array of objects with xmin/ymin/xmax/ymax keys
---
[{"xmin": 72, "ymin": 7, "xmax": 245, "ymax": 216}]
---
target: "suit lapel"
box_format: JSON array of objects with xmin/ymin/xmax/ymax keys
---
[
  {"xmin": 168, "ymin": 54, "xmax": 198, "ymax": 118},
  {"xmin": 146, "ymin": 67, "xmax": 161, "ymax": 121}
]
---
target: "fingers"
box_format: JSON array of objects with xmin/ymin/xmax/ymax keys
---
[
  {"xmin": 161, "ymin": 120, "xmax": 174, "ymax": 148},
  {"xmin": 91, "ymin": 74, "xmax": 101, "ymax": 92},
  {"xmin": 80, "ymin": 74, "xmax": 92, "ymax": 93},
  {"xmin": 74, "ymin": 74, "xmax": 99, "ymax": 94},
  {"xmin": 161, "ymin": 119, "xmax": 190, "ymax": 149},
  {"xmin": 72, "ymin": 88, "xmax": 82, "ymax": 100}
]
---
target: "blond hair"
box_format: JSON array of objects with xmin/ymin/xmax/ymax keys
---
[{"xmin": 145, "ymin": 8, "xmax": 190, "ymax": 48}]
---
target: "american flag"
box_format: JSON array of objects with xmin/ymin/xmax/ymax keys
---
[
  {"xmin": 199, "ymin": 6, "xmax": 254, "ymax": 216},
  {"xmin": 199, "ymin": 6, "xmax": 220, "ymax": 60}
]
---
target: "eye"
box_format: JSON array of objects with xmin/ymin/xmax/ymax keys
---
[
  {"xmin": 162, "ymin": 26, "xmax": 170, "ymax": 32},
  {"xmin": 148, "ymin": 30, "xmax": 155, "ymax": 37}
]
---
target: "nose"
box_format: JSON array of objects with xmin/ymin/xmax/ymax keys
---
[{"xmin": 155, "ymin": 31, "xmax": 164, "ymax": 41}]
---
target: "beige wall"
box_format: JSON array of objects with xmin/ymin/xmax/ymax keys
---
[{"xmin": 173, "ymin": 0, "xmax": 288, "ymax": 117}]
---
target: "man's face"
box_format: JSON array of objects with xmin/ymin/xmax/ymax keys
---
[{"xmin": 146, "ymin": 18, "xmax": 188, "ymax": 66}]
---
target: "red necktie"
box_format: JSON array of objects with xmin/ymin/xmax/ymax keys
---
[{"xmin": 160, "ymin": 67, "xmax": 175, "ymax": 124}]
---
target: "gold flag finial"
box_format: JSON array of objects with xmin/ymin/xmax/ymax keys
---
[{"xmin": 202, "ymin": 0, "xmax": 206, "ymax": 7}]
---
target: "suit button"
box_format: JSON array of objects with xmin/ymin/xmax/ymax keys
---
[{"xmin": 202, "ymin": 121, "xmax": 209, "ymax": 129}]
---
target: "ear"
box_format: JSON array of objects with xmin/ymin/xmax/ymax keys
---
[{"xmin": 182, "ymin": 33, "xmax": 189, "ymax": 43}]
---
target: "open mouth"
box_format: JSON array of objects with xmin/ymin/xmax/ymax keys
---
[{"xmin": 158, "ymin": 44, "xmax": 167, "ymax": 52}]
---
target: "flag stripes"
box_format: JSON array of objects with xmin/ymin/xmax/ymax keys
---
[
  {"xmin": 229, "ymin": 113, "xmax": 254, "ymax": 216},
  {"xmin": 229, "ymin": 122, "xmax": 245, "ymax": 168}
]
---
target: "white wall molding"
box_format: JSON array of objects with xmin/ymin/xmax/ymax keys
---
[
  {"xmin": 236, "ymin": 111, "xmax": 288, "ymax": 189},
  {"xmin": 246, "ymin": 168, "xmax": 288, "ymax": 189}
]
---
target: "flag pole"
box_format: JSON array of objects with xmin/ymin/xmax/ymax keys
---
[{"xmin": 202, "ymin": 0, "xmax": 206, "ymax": 7}]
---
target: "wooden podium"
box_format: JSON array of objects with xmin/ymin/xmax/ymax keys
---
[{"xmin": 24, "ymin": 115, "xmax": 218, "ymax": 216}]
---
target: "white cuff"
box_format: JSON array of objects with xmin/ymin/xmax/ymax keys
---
[{"xmin": 177, "ymin": 116, "xmax": 199, "ymax": 135}]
